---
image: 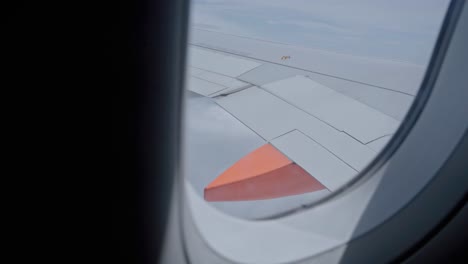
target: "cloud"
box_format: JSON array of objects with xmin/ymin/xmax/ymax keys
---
[
  {"xmin": 190, "ymin": 3, "xmax": 254, "ymax": 36},
  {"xmin": 189, "ymin": 0, "xmax": 450, "ymax": 64},
  {"xmin": 266, "ymin": 19, "xmax": 361, "ymax": 36}
]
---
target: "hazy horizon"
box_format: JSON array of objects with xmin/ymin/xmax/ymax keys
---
[{"xmin": 190, "ymin": 0, "xmax": 450, "ymax": 64}]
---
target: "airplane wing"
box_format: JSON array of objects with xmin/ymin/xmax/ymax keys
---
[{"xmin": 184, "ymin": 28, "xmax": 421, "ymax": 219}]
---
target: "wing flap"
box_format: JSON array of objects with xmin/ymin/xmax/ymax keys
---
[
  {"xmin": 216, "ymin": 87, "xmax": 376, "ymax": 172},
  {"xmin": 263, "ymin": 76, "xmax": 399, "ymax": 144},
  {"xmin": 272, "ymin": 130, "xmax": 356, "ymax": 191},
  {"xmin": 188, "ymin": 46, "xmax": 261, "ymax": 77},
  {"xmin": 187, "ymin": 76, "xmax": 226, "ymax": 96}
]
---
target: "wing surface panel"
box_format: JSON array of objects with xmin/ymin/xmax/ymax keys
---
[
  {"xmin": 190, "ymin": 28, "xmax": 424, "ymax": 95},
  {"xmin": 238, "ymin": 62, "xmax": 414, "ymax": 121},
  {"xmin": 215, "ymin": 87, "xmax": 376, "ymax": 172},
  {"xmin": 187, "ymin": 76, "xmax": 226, "ymax": 96},
  {"xmin": 188, "ymin": 46, "xmax": 261, "ymax": 77},
  {"xmin": 263, "ymin": 76, "xmax": 399, "ymax": 144},
  {"xmin": 271, "ymin": 130, "xmax": 356, "ymax": 191}
]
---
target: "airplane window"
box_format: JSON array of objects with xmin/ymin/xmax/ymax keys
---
[{"xmin": 183, "ymin": 0, "xmax": 451, "ymax": 220}]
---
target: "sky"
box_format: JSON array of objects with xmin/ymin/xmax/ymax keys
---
[{"xmin": 189, "ymin": 0, "xmax": 450, "ymax": 65}]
